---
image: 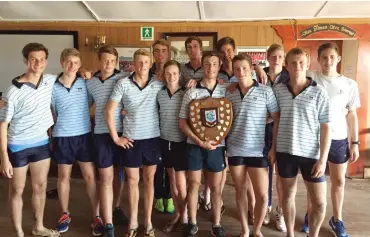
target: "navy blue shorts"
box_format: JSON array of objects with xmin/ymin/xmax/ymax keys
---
[
  {"xmin": 328, "ymin": 139, "xmax": 350, "ymax": 164},
  {"xmin": 123, "ymin": 137, "xmax": 161, "ymax": 168},
  {"xmin": 8, "ymin": 144, "xmax": 50, "ymax": 168},
  {"xmin": 53, "ymin": 133, "xmax": 94, "ymax": 165},
  {"xmin": 228, "ymin": 156, "xmax": 269, "ymax": 168},
  {"xmin": 160, "ymin": 138, "xmax": 187, "ymax": 171},
  {"xmin": 186, "ymin": 144, "xmax": 226, "ymax": 172},
  {"xmin": 94, "ymin": 133, "xmax": 123, "ymax": 169},
  {"xmin": 276, "ymin": 152, "xmax": 326, "ymax": 183}
]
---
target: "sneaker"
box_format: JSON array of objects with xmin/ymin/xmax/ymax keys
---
[
  {"xmin": 165, "ymin": 198, "xmax": 175, "ymax": 214},
  {"xmin": 301, "ymin": 213, "xmax": 309, "ymax": 233},
  {"xmin": 263, "ymin": 206, "xmax": 272, "ymax": 225},
  {"xmin": 329, "ymin": 217, "xmax": 349, "ymax": 237},
  {"xmin": 154, "ymin": 198, "xmax": 165, "ymax": 213},
  {"xmin": 56, "ymin": 212, "xmax": 71, "ymax": 233},
  {"xmin": 273, "ymin": 206, "xmax": 287, "ymax": 232},
  {"xmin": 104, "ymin": 223, "xmax": 114, "ymax": 237},
  {"xmin": 183, "ymin": 223, "xmax": 198, "ymax": 237},
  {"xmin": 91, "ymin": 216, "xmax": 104, "ymax": 236},
  {"xmin": 211, "ymin": 225, "xmax": 226, "ymax": 237},
  {"xmin": 113, "ymin": 207, "xmax": 129, "ymax": 225}
]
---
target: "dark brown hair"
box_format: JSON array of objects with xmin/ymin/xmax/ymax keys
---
[
  {"xmin": 22, "ymin": 43, "xmax": 49, "ymax": 60},
  {"xmin": 98, "ymin": 45, "xmax": 118, "ymax": 60},
  {"xmin": 164, "ymin": 60, "xmax": 181, "ymax": 73},
  {"xmin": 216, "ymin": 37, "xmax": 236, "ymax": 52},
  {"xmin": 185, "ymin": 36, "xmax": 203, "ymax": 49},
  {"xmin": 318, "ymin": 42, "xmax": 340, "ymax": 57},
  {"xmin": 201, "ymin": 51, "xmax": 221, "ymax": 66},
  {"xmin": 232, "ymin": 54, "xmax": 253, "ymax": 69},
  {"xmin": 152, "ymin": 39, "xmax": 170, "ymax": 53}
]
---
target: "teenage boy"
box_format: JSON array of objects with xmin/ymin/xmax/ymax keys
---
[
  {"xmin": 51, "ymin": 48, "xmax": 102, "ymax": 235},
  {"xmin": 274, "ymin": 47, "xmax": 332, "ymax": 237},
  {"xmin": 86, "ymin": 45, "xmax": 127, "ymax": 237},
  {"xmin": 0, "ymin": 43, "xmax": 60, "ymax": 237},
  {"xmin": 150, "ymin": 39, "xmax": 175, "ymax": 214},
  {"xmin": 179, "ymin": 51, "xmax": 228, "ymax": 237},
  {"xmin": 106, "ymin": 49, "xmax": 164, "ymax": 237}
]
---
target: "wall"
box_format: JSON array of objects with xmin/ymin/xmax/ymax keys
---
[
  {"xmin": 341, "ymin": 40, "xmax": 359, "ymax": 81},
  {"xmin": 0, "ymin": 21, "xmax": 282, "ymax": 70}
]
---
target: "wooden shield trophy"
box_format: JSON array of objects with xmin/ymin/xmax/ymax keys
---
[{"xmin": 188, "ymin": 97, "xmax": 233, "ymax": 145}]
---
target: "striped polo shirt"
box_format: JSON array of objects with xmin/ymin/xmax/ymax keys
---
[
  {"xmin": 226, "ymin": 81, "xmax": 279, "ymax": 157},
  {"xmin": 86, "ymin": 69, "xmax": 124, "ymax": 134},
  {"xmin": 51, "ymin": 73, "xmax": 91, "ymax": 137},
  {"xmin": 0, "ymin": 74, "xmax": 56, "ymax": 152},
  {"xmin": 179, "ymin": 81, "xmax": 228, "ymax": 145},
  {"xmin": 218, "ymin": 69, "xmax": 258, "ymax": 83},
  {"xmin": 180, "ymin": 62, "xmax": 204, "ymax": 87},
  {"xmin": 274, "ymin": 78, "xmax": 332, "ymax": 159},
  {"xmin": 157, "ymin": 87, "xmax": 186, "ymax": 142},
  {"xmin": 110, "ymin": 72, "xmax": 164, "ymax": 140}
]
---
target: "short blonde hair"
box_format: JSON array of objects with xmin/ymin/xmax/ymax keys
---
[
  {"xmin": 133, "ymin": 48, "xmax": 151, "ymax": 61},
  {"xmin": 152, "ymin": 39, "xmax": 170, "ymax": 52},
  {"xmin": 285, "ymin": 47, "xmax": 310, "ymax": 65},
  {"xmin": 60, "ymin": 48, "xmax": 81, "ymax": 61},
  {"xmin": 267, "ymin": 44, "xmax": 285, "ymax": 58},
  {"xmin": 98, "ymin": 45, "xmax": 118, "ymax": 61}
]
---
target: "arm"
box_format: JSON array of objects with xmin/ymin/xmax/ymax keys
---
[
  {"xmin": 347, "ymin": 109, "xmax": 359, "ymax": 163},
  {"xmin": 254, "ymin": 66, "xmax": 268, "ymax": 85},
  {"xmin": 0, "ymin": 122, "xmax": 13, "ymax": 178},
  {"xmin": 105, "ymin": 100, "xmax": 133, "ymax": 149},
  {"xmin": 179, "ymin": 118, "xmax": 217, "ymax": 150},
  {"xmin": 268, "ymin": 112, "xmax": 280, "ymax": 164}
]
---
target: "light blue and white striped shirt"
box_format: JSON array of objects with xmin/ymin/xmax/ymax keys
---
[
  {"xmin": 86, "ymin": 69, "xmax": 124, "ymax": 134},
  {"xmin": 157, "ymin": 87, "xmax": 186, "ymax": 142},
  {"xmin": 226, "ymin": 81, "xmax": 279, "ymax": 157},
  {"xmin": 51, "ymin": 73, "xmax": 91, "ymax": 137},
  {"xmin": 274, "ymin": 78, "xmax": 332, "ymax": 159},
  {"xmin": 0, "ymin": 74, "xmax": 56, "ymax": 152},
  {"xmin": 110, "ymin": 72, "xmax": 164, "ymax": 140}
]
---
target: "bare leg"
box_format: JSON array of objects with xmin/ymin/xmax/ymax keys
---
[
  {"xmin": 328, "ymin": 162, "xmax": 347, "ymax": 221},
  {"xmin": 280, "ymin": 176, "xmax": 298, "ymax": 237},
  {"xmin": 9, "ymin": 165, "xmax": 28, "ymax": 237},
  {"xmin": 79, "ymin": 162, "xmax": 99, "ymax": 217},
  {"xmin": 113, "ymin": 167, "xmax": 124, "ymax": 209},
  {"xmin": 57, "ymin": 164, "xmax": 73, "ymax": 214},
  {"xmin": 188, "ymin": 170, "xmax": 202, "ymax": 224},
  {"xmin": 98, "ymin": 166, "xmax": 114, "ymax": 224},
  {"xmin": 305, "ymin": 181, "xmax": 327, "ymax": 237},
  {"xmin": 175, "ymin": 171, "xmax": 188, "ymax": 223},
  {"xmin": 142, "ymin": 165, "xmax": 157, "ymax": 229},
  {"xmin": 208, "ymin": 171, "xmax": 223, "ymax": 226},
  {"xmin": 125, "ymin": 167, "xmax": 140, "ymax": 230}
]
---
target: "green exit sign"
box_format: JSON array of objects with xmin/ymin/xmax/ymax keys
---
[{"xmin": 141, "ymin": 27, "xmax": 154, "ymax": 41}]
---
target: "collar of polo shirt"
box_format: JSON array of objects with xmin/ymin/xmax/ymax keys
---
[
  {"xmin": 12, "ymin": 73, "xmax": 43, "ymax": 89},
  {"xmin": 185, "ymin": 61, "xmax": 202, "ymax": 72},
  {"xmin": 283, "ymin": 77, "xmax": 317, "ymax": 86},
  {"xmin": 264, "ymin": 66, "xmax": 290, "ymax": 85},
  {"xmin": 55, "ymin": 72, "xmax": 80, "ymax": 89},
  {"xmin": 93, "ymin": 69, "xmax": 120, "ymax": 82}
]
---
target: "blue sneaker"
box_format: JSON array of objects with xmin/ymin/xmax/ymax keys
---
[
  {"xmin": 301, "ymin": 213, "xmax": 309, "ymax": 233},
  {"xmin": 329, "ymin": 217, "xmax": 349, "ymax": 237},
  {"xmin": 104, "ymin": 223, "xmax": 115, "ymax": 237},
  {"xmin": 56, "ymin": 212, "xmax": 71, "ymax": 233}
]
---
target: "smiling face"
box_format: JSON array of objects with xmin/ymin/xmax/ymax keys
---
[
  {"xmin": 134, "ymin": 54, "xmax": 151, "ymax": 75},
  {"xmin": 286, "ymin": 53, "xmax": 309, "ymax": 80},
  {"xmin": 61, "ymin": 55, "xmax": 81, "ymax": 76},
  {"xmin": 318, "ymin": 48, "xmax": 341, "ymax": 74},
  {"xmin": 25, "ymin": 50, "xmax": 48, "ymax": 75},
  {"xmin": 153, "ymin": 44, "xmax": 169, "ymax": 64},
  {"xmin": 233, "ymin": 59, "xmax": 252, "ymax": 83},
  {"xmin": 202, "ymin": 55, "xmax": 220, "ymax": 79},
  {"xmin": 164, "ymin": 64, "xmax": 180, "ymax": 87},
  {"xmin": 218, "ymin": 43, "xmax": 236, "ymax": 63},
  {"xmin": 99, "ymin": 53, "xmax": 117, "ymax": 75}
]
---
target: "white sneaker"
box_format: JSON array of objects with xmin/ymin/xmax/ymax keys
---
[
  {"xmin": 273, "ymin": 206, "xmax": 287, "ymax": 232},
  {"xmin": 263, "ymin": 206, "xmax": 272, "ymax": 225}
]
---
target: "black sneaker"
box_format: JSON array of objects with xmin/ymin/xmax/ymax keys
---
[
  {"xmin": 104, "ymin": 223, "xmax": 114, "ymax": 237},
  {"xmin": 183, "ymin": 223, "xmax": 198, "ymax": 237},
  {"xmin": 211, "ymin": 225, "xmax": 226, "ymax": 237},
  {"xmin": 113, "ymin": 207, "xmax": 129, "ymax": 225}
]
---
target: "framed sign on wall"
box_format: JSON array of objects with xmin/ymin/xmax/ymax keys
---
[{"xmin": 236, "ymin": 46, "xmax": 269, "ymax": 68}]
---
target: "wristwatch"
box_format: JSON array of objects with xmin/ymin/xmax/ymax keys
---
[{"xmin": 352, "ymin": 141, "xmax": 360, "ymax": 145}]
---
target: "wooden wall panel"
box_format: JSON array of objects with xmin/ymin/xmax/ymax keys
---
[{"xmin": 0, "ymin": 21, "xmax": 282, "ymax": 70}]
